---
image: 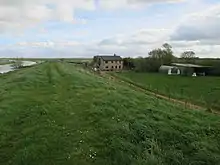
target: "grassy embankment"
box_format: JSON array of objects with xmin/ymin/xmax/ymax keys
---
[
  {"xmin": 0, "ymin": 62, "xmax": 220, "ymax": 165},
  {"xmin": 112, "ymin": 72, "xmax": 220, "ymax": 111}
]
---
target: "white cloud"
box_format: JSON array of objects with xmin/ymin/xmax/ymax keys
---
[
  {"xmin": 167, "ymin": 3, "xmax": 220, "ymax": 58},
  {"xmin": 16, "ymin": 41, "xmax": 81, "ymax": 48},
  {"xmin": 2, "ymin": 36, "xmax": 220, "ymax": 58},
  {"xmin": 6, "ymin": 28, "xmax": 168, "ymax": 58},
  {"xmin": 0, "ymin": 0, "xmax": 186, "ymax": 32},
  {"xmin": 84, "ymin": 23, "xmax": 220, "ymax": 58},
  {"xmin": 173, "ymin": 44, "xmax": 220, "ymax": 58},
  {"xmin": 93, "ymin": 28, "xmax": 172, "ymax": 57},
  {"xmin": 99, "ymin": 0, "xmax": 184, "ymax": 9},
  {"xmin": 99, "ymin": 28, "xmax": 170, "ymax": 46},
  {"xmin": 170, "ymin": 4, "xmax": 220, "ymax": 45},
  {"xmin": 1, "ymin": 0, "xmax": 220, "ymax": 58},
  {"xmin": 0, "ymin": 0, "xmax": 95, "ymax": 32}
]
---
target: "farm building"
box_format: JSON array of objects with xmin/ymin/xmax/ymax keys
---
[
  {"xmin": 172, "ymin": 63, "xmax": 211, "ymax": 76},
  {"xmin": 159, "ymin": 65, "xmax": 181, "ymax": 75},
  {"xmin": 159, "ymin": 63, "xmax": 211, "ymax": 76},
  {"xmin": 93, "ymin": 54, "xmax": 123, "ymax": 71}
]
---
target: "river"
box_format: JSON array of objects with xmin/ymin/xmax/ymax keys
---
[{"xmin": 0, "ymin": 61, "xmax": 37, "ymax": 74}]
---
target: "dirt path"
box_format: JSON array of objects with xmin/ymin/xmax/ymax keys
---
[{"xmin": 102, "ymin": 72, "xmax": 219, "ymax": 115}]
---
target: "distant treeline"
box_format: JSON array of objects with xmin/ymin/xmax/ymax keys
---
[{"xmin": 123, "ymin": 43, "xmax": 220, "ymax": 76}]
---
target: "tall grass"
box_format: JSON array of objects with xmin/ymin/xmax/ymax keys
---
[{"xmin": 114, "ymin": 72, "xmax": 220, "ymax": 111}]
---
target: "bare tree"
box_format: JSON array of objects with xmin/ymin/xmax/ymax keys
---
[{"xmin": 181, "ymin": 51, "xmax": 196, "ymax": 63}]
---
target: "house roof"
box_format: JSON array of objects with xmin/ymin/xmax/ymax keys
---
[
  {"xmin": 98, "ymin": 55, "xmax": 122, "ymax": 61},
  {"xmin": 171, "ymin": 63, "xmax": 210, "ymax": 68}
]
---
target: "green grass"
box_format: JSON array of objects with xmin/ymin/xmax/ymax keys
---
[
  {"xmin": 0, "ymin": 60, "xmax": 13, "ymax": 65},
  {"xmin": 113, "ymin": 72, "xmax": 220, "ymax": 111},
  {"xmin": 1, "ymin": 62, "xmax": 220, "ymax": 165}
]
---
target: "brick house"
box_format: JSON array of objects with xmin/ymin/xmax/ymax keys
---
[{"xmin": 93, "ymin": 54, "xmax": 123, "ymax": 71}]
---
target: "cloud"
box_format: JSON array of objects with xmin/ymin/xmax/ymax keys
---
[
  {"xmin": 1, "ymin": 0, "xmax": 220, "ymax": 58},
  {"xmin": 99, "ymin": 0, "xmax": 184, "ymax": 9},
  {"xmin": 99, "ymin": 28, "xmax": 170, "ymax": 46},
  {"xmin": 167, "ymin": 4, "xmax": 220, "ymax": 57},
  {"xmin": 0, "ymin": 0, "xmax": 186, "ymax": 32},
  {"xmin": 92, "ymin": 28, "xmax": 172, "ymax": 57},
  {"xmin": 95, "ymin": 24, "xmax": 220, "ymax": 58},
  {"xmin": 4, "ymin": 28, "xmax": 169, "ymax": 58},
  {"xmin": 16, "ymin": 41, "xmax": 81, "ymax": 48},
  {"xmin": 172, "ymin": 44, "xmax": 220, "ymax": 58},
  {"xmin": 170, "ymin": 5, "xmax": 220, "ymax": 45},
  {"xmin": 0, "ymin": 0, "xmax": 95, "ymax": 32}
]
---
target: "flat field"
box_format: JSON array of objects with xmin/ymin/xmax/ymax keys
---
[
  {"xmin": 1, "ymin": 63, "xmax": 220, "ymax": 165},
  {"xmin": 0, "ymin": 59, "xmax": 12, "ymax": 65},
  {"xmin": 113, "ymin": 72, "xmax": 220, "ymax": 111}
]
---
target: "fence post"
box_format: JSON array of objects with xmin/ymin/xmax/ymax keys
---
[
  {"xmin": 181, "ymin": 88, "xmax": 183, "ymax": 98},
  {"xmin": 168, "ymin": 87, "xmax": 171, "ymax": 100}
]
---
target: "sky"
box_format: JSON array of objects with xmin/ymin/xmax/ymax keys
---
[{"xmin": 0, "ymin": 0, "xmax": 220, "ymax": 58}]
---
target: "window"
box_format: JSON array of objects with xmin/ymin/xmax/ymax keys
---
[
  {"xmin": 115, "ymin": 66, "xmax": 118, "ymax": 69},
  {"xmin": 112, "ymin": 61, "xmax": 114, "ymax": 63},
  {"xmin": 105, "ymin": 61, "xmax": 108, "ymax": 64},
  {"xmin": 112, "ymin": 66, "xmax": 114, "ymax": 69},
  {"xmin": 119, "ymin": 66, "xmax": 121, "ymax": 69},
  {"xmin": 106, "ymin": 66, "xmax": 108, "ymax": 69}
]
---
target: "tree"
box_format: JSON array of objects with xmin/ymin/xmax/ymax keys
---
[
  {"xmin": 148, "ymin": 49, "xmax": 164, "ymax": 68},
  {"xmin": 123, "ymin": 57, "xmax": 135, "ymax": 70},
  {"xmin": 148, "ymin": 43, "xmax": 175, "ymax": 66},
  {"xmin": 162, "ymin": 43, "xmax": 175, "ymax": 64},
  {"xmin": 132, "ymin": 43, "xmax": 176, "ymax": 72},
  {"xmin": 134, "ymin": 57, "xmax": 147, "ymax": 72},
  {"xmin": 181, "ymin": 51, "xmax": 196, "ymax": 63},
  {"xmin": 162, "ymin": 43, "xmax": 172, "ymax": 53}
]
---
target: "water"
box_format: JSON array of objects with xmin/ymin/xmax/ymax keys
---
[
  {"xmin": 22, "ymin": 61, "xmax": 37, "ymax": 67},
  {"xmin": 0, "ymin": 61, "xmax": 37, "ymax": 74},
  {"xmin": 0, "ymin": 64, "xmax": 14, "ymax": 74}
]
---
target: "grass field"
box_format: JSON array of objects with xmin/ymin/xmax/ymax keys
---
[
  {"xmin": 1, "ymin": 62, "xmax": 220, "ymax": 165},
  {"xmin": 0, "ymin": 59, "xmax": 12, "ymax": 65},
  {"xmin": 113, "ymin": 72, "xmax": 220, "ymax": 111}
]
